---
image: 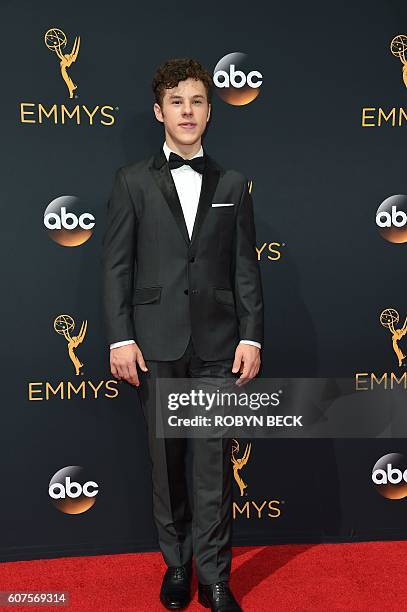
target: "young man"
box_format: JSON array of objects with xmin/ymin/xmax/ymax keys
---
[{"xmin": 102, "ymin": 58, "xmax": 264, "ymax": 611}]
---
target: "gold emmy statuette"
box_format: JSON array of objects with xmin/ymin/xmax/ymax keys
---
[
  {"xmin": 231, "ymin": 439, "xmax": 251, "ymax": 497},
  {"xmin": 390, "ymin": 34, "xmax": 407, "ymax": 88},
  {"xmin": 380, "ymin": 308, "xmax": 407, "ymax": 367},
  {"xmin": 54, "ymin": 314, "xmax": 87, "ymax": 375},
  {"xmin": 44, "ymin": 28, "xmax": 80, "ymax": 98}
]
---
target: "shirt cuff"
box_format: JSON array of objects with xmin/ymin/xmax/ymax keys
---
[
  {"xmin": 110, "ymin": 340, "xmax": 136, "ymax": 350},
  {"xmin": 240, "ymin": 340, "xmax": 261, "ymax": 349}
]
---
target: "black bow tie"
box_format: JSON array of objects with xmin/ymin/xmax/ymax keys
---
[{"xmin": 168, "ymin": 152, "xmax": 205, "ymax": 174}]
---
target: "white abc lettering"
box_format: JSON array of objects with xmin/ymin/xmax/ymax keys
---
[
  {"xmin": 246, "ymin": 70, "xmax": 262, "ymax": 88},
  {"xmin": 44, "ymin": 206, "xmax": 95, "ymax": 230},
  {"xmin": 78, "ymin": 212, "xmax": 96, "ymax": 229},
  {"xmin": 65, "ymin": 476, "xmax": 82, "ymax": 498},
  {"xmin": 49, "ymin": 482, "xmax": 65, "ymax": 499},
  {"xmin": 213, "ymin": 64, "xmax": 263, "ymax": 89},
  {"xmin": 213, "ymin": 69, "xmax": 230, "ymax": 87},
  {"xmin": 230, "ymin": 64, "xmax": 246, "ymax": 88},
  {"xmin": 49, "ymin": 476, "xmax": 99, "ymax": 499},
  {"xmin": 44, "ymin": 212, "xmax": 62, "ymax": 230},
  {"xmin": 82, "ymin": 481, "xmax": 99, "ymax": 497},
  {"xmin": 376, "ymin": 205, "xmax": 407, "ymax": 228},
  {"xmin": 372, "ymin": 463, "xmax": 407, "ymax": 485}
]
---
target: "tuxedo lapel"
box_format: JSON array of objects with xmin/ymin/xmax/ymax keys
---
[
  {"xmin": 149, "ymin": 148, "xmax": 221, "ymax": 247},
  {"xmin": 150, "ymin": 148, "xmax": 190, "ymax": 245},
  {"xmin": 190, "ymin": 155, "xmax": 220, "ymax": 247}
]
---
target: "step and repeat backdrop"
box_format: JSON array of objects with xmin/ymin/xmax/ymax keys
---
[{"xmin": 1, "ymin": 0, "xmax": 406, "ymax": 561}]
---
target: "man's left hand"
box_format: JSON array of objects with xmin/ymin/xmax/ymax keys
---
[{"xmin": 232, "ymin": 344, "xmax": 261, "ymax": 386}]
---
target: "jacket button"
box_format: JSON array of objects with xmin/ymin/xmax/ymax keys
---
[
  {"xmin": 189, "ymin": 257, "xmax": 195, "ymax": 263},
  {"xmin": 184, "ymin": 289, "xmax": 189, "ymax": 295}
]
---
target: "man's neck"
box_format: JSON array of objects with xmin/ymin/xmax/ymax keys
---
[{"xmin": 165, "ymin": 136, "xmax": 202, "ymax": 159}]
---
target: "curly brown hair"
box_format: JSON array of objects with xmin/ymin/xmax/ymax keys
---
[{"xmin": 152, "ymin": 58, "xmax": 213, "ymax": 107}]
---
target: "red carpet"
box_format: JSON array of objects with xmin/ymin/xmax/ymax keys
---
[{"xmin": 1, "ymin": 542, "xmax": 407, "ymax": 611}]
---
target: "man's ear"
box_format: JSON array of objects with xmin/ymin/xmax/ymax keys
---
[
  {"xmin": 153, "ymin": 102, "xmax": 164, "ymax": 123},
  {"xmin": 207, "ymin": 103, "xmax": 211, "ymax": 123}
]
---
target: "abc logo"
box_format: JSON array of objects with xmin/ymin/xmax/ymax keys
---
[
  {"xmin": 371, "ymin": 453, "xmax": 407, "ymax": 499},
  {"xmin": 213, "ymin": 52, "xmax": 262, "ymax": 106},
  {"xmin": 44, "ymin": 196, "xmax": 95, "ymax": 246},
  {"xmin": 49, "ymin": 466, "xmax": 99, "ymax": 514},
  {"xmin": 376, "ymin": 195, "xmax": 407, "ymax": 244}
]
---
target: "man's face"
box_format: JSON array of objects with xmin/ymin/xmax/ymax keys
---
[{"xmin": 154, "ymin": 77, "xmax": 211, "ymax": 148}]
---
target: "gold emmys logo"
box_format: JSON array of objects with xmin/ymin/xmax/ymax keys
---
[
  {"xmin": 391, "ymin": 34, "xmax": 407, "ymax": 88},
  {"xmin": 27, "ymin": 315, "xmax": 119, "ymax": 401},
  {"xmin": 248, "ymin": 180, "xmax": 285, "ymax": 262},
  {"xmin": 54, "ymin": 314, "xmax": 87, "ymax": 375},
  {"xmin": 231, "ymin": 439, "xmax": 251, "ymax": 496},
  {"xmin": 231, "ymin": 440, "xmax": 283, "ymax": 519},
  {"xmin": 44, "ymin": 28, "xmax": 80, "ymax": 99},
  {"xmin": 380, "ymin": 308, "xmax": 407, "ymax": 367},
  {"xmin": 18, "ymin": 29, "xmax": 117, "ymax": 126},
  {"xmin": 361, "ymin": 35, "xmax": 407, "ymax": 127},
  {"xmin": 256, "ymin": 242, "xmax": 283, "ymax": 262},
  {"xmin": 355, "ymin": 307, "xmax": 407, "ymax": 391}
]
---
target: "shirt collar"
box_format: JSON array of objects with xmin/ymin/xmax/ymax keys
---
[{"xmin": 163, "ymin": 141, "xmax": 204, "ymax": 162}]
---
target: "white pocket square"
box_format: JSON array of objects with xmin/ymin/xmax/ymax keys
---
[{"xmin": 212, "ymin": 202, "xmax": 234, "ymax": 207}]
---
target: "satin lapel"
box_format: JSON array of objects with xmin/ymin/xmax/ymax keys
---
[
  {"xmin": 149, "ymin": 149, "xmax": 221, "ymax": 247},
  {"xmin": 149, "ymin": 149, "xmax": 190, "ymax": 245},
  {"xmin": 190, "ymin": 156, "xmax": 221, "ymax": 247}
]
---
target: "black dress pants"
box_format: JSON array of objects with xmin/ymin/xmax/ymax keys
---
[{"xmin": 138, "ymin": 336, "xmax": 235, "ymax": 585}]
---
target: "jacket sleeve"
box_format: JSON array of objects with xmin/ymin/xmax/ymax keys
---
[
  {"xmin": 232, "ymin": 179, "xmax": 264, "ymax": 345},
  {"xmin": 101, "ymin": 168, "xmax": 137, "ymax": 346}
]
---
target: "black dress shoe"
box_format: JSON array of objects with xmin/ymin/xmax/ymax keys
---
[
  {"xmin": 198, "ymin": 581, "xmax": 242, "ymax": 611},
  {"xmin": 159, "ymin": 560, "xmax": 192, "ymax": 610}
]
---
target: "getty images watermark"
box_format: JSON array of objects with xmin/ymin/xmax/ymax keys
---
[
  {"xmin": 152, "ymin": 377, "xmax": 407, "ymax": 439},
  {"xmin": 166, "ymin": 386, "xmax": 302, "ymax": 429}
]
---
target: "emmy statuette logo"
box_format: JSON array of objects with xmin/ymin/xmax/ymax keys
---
[
  {"xmin": 54, "ymin": 314, "xmax": 87, "ymax": 375},
  {"xmin": 18, "ymin": 29, "xmax": 117, "ymax": 126},
  {"xmin": 27, "ymin": 315, "xmax": 119, "ymax": 401},
  {"xmin": 355, "ymin": 308, "xmax": 407, "ymax": 391},
  {"xmin": 380, "ymin": 309, "xmax": 407, "ymax": 368},
  {"xmin": 44, "ymin": 28, "xmax": 80, "ymax": 99},
  {"xmin": 361, "ymin": 35, "xmax": 407, "ymax": 127},
  {"xmin": 231, "ymin": 439, "xmax": 251, "ymax": 496},
  {"xmin": 231, "ymin": 441, "xmax": 283, "ymax": 519},
  {"xmin": 390, "ymin": 34, "xmax": 407, "ymax": 88}
]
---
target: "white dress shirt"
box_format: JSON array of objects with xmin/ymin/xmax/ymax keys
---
[{"xmin": 110, "ymin": 141, "xmax": 261, "ymax": 350}]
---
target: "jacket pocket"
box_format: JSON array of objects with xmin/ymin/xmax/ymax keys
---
[
  {"xmin": 213, "ymin": 205, "xmax": 235, "ymax": 214},
  {"xmin": 213, "ymin": 287, "xmax": 235, "ymax": 306},
  {"xmin": 132, "ymin": 286, "xmax": 162, "ymax": 305}
]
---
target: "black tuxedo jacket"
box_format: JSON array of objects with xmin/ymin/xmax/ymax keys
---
[{"xmin": 101, "ymin": 147, "xmax": 264, "ymax": 361}]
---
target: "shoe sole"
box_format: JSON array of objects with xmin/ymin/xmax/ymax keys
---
[{"xmin": 160, "ymin": 595, "xmax": 190, "ymax": 610}]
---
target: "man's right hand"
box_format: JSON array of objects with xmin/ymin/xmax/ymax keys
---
[{"xmin": 110, "ymin": 343, "xmax": 148, "ymax": 387}]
